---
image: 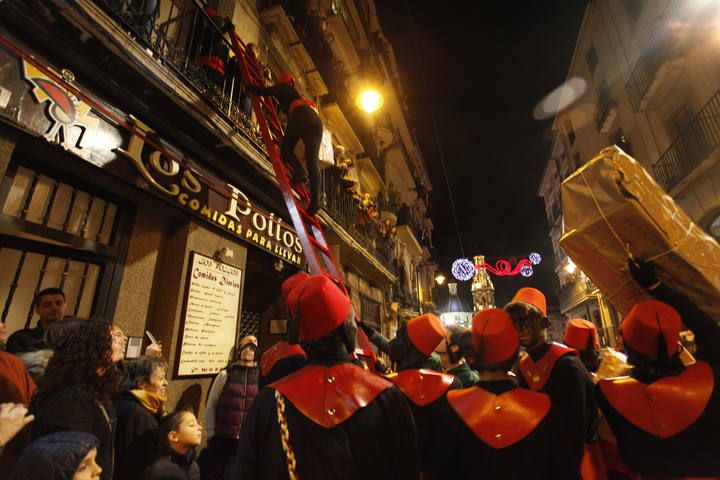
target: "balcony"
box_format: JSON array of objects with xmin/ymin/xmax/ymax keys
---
[
  {"xmin": 653, "ymin": 90, "xmax": 720, "ymax": 193},
  {"xmin": 319, "ymin": 167, "xmax": 396, "ymax": 271},
  {"xmin": 396, "ymin": 205, "xmax": 424, "ymax": 257},
  {"xmin": 327, "ymin": 1, "xmax": 361, "ymax": 72},
  {"xmin": 625, "ymin": 2, "xmax": 686, "ymax": 111},
  {"xmin": 594, "ymin": 86, "xmax": 618, "ymax": 134},
  {"xmin": 356, "ymin": 155, "xmax": 386, "ymax": 196},
  {"xmin": 85, "ymin": 0, "xmax": 266, "ymax": 152},
  {"xmin": 548, "ymin": 201, "xmax": 562, "ymax": 229},
  {"xmin": 559, "ymin": 275, "xmax": 597, "ymax": 313},
  {"xmin": 86, "ymin": 0, "xmax": 393, "ymax": 273},
  {"xmin": 393, "ymin": 280, "xmax": 420, "ymax": 312},
  {"xmin": 259, "ymin": 4, "xmax": 328, "ymax": 96}
]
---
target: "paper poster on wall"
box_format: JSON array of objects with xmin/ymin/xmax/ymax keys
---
[{"xmin": 176, "ymin": 252, "xmax": 243, "ymax": 377}]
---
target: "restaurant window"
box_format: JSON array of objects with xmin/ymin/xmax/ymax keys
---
[{"xmin": 0, "ymin": 157, "xmax": 133, "ymax": 334}]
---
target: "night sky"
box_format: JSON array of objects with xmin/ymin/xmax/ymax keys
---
[{"xmin": 375, "ymin": 1, "xmax": 589, "ymax": 310}]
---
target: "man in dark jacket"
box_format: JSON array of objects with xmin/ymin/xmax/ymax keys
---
[
  {"xmin": 115, "ymin": 356, "xmax": 168, "ymax": 480},
  {"xmin": 429, "ymin": 308, "xmax": 577, "ymax": 479},
  {"xmin": 7, "ymin": 288, "xmax": 66, "ymax": 354},
  {"xmin": 504, "ymin": 287, "xmax": 598, "ymax": 478},
  {"xmin": 246, "ymin": 73, "xmax": 323, "ymax": 214},
  {"xmin": 233, "ymin": 273, "xmax": 419, "ymax": 479},
  {"xmin": 198, "ymin": 335, "xmax": 259, "ymax": 479}
]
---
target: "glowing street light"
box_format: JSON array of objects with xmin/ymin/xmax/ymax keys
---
[
  {"xmin": 356, "ymin": 89, "xmax": 384, "ymax": 114},
  {"xmin": 565, "ymin": 259, "xmax": 577, "ymax": 274},
  {"xmin": 435, "ymin": 273, "xmax": 446, "ymax": 286}
]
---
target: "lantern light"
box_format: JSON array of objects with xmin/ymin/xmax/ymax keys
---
[{"xmin": 356, "ymin": 89, "xmax": 384, "ymax": 113}]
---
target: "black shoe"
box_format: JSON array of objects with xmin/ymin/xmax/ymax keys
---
[
  {"xmin": 290, "ymin": 173, "xmax": 308, "ymax": 190},
  {"xmin": 306, "ymin": 197, "xmax": 319, "ymax": 216}
]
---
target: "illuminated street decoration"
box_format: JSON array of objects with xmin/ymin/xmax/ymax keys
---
[
  {"xmin": 529, "ymin": 252, "xmax": 542, "ymax": 265},
  {"xmin": 477, "ymin": 253, "xmax": 542, "ymax": 278},
  {"xmin": 451, "ymin": 258, "xmax": 476, "ymax": 281}
]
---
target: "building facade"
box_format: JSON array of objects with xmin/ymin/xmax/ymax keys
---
[
  {"xmin": 0, "ymin": 0, "xmax": 435, "ymax": 416},
  {"xmin": 539, "ymin": 0, "xmax": 720, "ymax": 346}
]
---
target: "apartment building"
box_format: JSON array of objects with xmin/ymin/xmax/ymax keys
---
[{"xmin": 539, "ymin": 0, "xmax": 720, "ymax": 345}]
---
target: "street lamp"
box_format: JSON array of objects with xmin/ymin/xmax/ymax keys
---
[
  {"xmin": 435, "ymin": 273, "xmax": 446, "ymax": 286},
  {"xmin": 356, "ymin": 89, "xmax": 384, "ymax": 114},
  {"xmin": 565, "ymin": 259, "xmax": 577, "ymax": 274}
]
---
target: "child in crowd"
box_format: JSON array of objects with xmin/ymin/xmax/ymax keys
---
[
  {"xmin": 10, "ymin": 431, "xmax": 102, "ymax": 480},
  {"xmin": 144, "ymin": 410, "xmax": 202, "ymax": 480}
]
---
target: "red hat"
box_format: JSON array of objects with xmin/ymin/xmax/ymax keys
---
[
  {"xmin": 289, "ymin": 275, "xmax": 352, "ymax": 341},
  {"xmin": 472, "ymin": 308, "xmax": 519, "ymax": 365},
  {"xmin": 510, "ymin": 287, "xmax": 547, "ymax": 316},
  {"xmin": 282, "ymin": 272, "xmax": 311, "ymax": 315},
  {"xmin": 260, "ymin": 340, "xmax": 307, "ymax": 376},
  {"xmin": 564, "ymin": 319, "xmax": 599, "ymax": 351},
  {"xmin": 278, "ymin": 72, "xmax": 295, "ymax": 86},
  {"xmin": 406, "ymin": 313, "xmax": 446, "ymax": 356},
  {"xmin": 621, "ymin": 300, "xmax": 681, "ymax": 359}
]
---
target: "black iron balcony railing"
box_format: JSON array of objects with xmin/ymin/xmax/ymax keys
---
[
  {"xmin": 397, "ymin": 204, "xmax": 429, "ymax": 248},
  {"xmin": 625, "ymin": 1, "xmax": 685, "ymax": 111},
  {"xmin": 331, "ymin": 0, "xmax": 363, "ymax": 45},
  {"xmin": 549, "ymin": 201, "xmax": 562, "ymax": 227},
  {"xmin": 94, "ymin": 0, "xmax": 264, "ymax": 149},
  {"xmin": 360, "ymin": 293, "xmax": 382, "ymax": 328},
  {"xmin": 320, "ymin": 167, "xmax": 396, "ymax": 271},
  {"xmin": 393, "ymin": 282, "xmax": 420, "ymax": 311},
  {"xmin": 653, "ymin": 90, "xmax": 720, "ymax": 192}
]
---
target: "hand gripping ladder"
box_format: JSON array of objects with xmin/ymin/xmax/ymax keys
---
[{"xmin": 228, "ymin": 29, "xmax": 377, "ymax": 367}]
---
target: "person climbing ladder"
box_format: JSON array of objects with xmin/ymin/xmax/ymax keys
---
[{"xmin": 245, "ymin": 73, "xmax": 323, "ymax": 215}]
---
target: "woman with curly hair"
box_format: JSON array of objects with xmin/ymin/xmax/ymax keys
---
[{"xmin": 31, "ymin": 318, "xmax": 127, "ymax": 480}]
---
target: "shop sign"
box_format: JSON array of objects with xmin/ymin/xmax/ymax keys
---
[{"xmin": 0, "ymin": 41, "xmax": 304, "ymax": 266}]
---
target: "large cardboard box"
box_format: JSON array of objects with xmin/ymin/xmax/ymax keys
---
[{"xmin": 559, "ymin": 146, "xmax": 720, "ymax": 319}]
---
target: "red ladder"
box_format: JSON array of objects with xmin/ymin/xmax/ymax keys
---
[{"xmin": 227, "ymin": 28, "xmax": 377, "ymax": 366}]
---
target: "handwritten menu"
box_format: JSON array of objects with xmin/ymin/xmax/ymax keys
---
[{"xmin": 177, "ymin": 252, "xmax": 243, "ymax": 376}]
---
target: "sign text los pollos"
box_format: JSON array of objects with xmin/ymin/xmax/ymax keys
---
[{"xmin": 115, "ymin": 117, "xmax": 304, "ymax": 266}]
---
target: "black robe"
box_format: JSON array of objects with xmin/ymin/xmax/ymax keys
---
[
  {"xmin": 392, "ymin": 369, "xmax": 461, "ymax": 474},
  {"xmin": 518, "ymin": 342, "xmax": 599, "ymax": 474},
  {"xmin": 428, "ymin": 378, "xmax": 578, "ymax": 480},
  {"xmin": 595, "ymin": 284, "xmax": 720, "ymax": 477},
  {"xmin": 232, "ymin": 360, "xmax": 420, "ymax": 480}
]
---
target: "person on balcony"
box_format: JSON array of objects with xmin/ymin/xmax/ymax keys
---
[
  {"xmin": 245, "ymin": 73, "xmax": 323, "ymax": 215},
  {"xmin": 196, "ymin": 7, "xmax": 233, "ymax": 87}
]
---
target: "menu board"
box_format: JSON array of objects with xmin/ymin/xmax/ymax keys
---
[{"xmin": 176, "ymin": 252, "xmax": 243, "ymax": 377}]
